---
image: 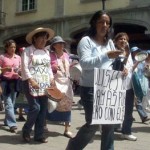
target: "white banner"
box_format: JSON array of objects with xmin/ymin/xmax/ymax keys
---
[{"xmin": 91, "ymin": 68, "xmax": 126, "ymax": 125}]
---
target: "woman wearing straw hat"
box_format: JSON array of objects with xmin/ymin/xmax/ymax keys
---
[
  {"xmin": 47, "ymin": 36, "xmax": 74, "ymax": 138},
  {"xmin": 21, "ymin": 27, "xmax": 55, "ymax": 143}
]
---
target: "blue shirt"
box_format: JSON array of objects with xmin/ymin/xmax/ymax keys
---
[{"xmin": 77, "ymin": 36, "xmax": 115, "ymax": 87}]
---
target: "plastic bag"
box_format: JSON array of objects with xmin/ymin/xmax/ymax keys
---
[{"xmin": 47, "ymin": 99, "xmax": 58, "ymax": 113}]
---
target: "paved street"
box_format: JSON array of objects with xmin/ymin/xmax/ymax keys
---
[{"xmin": 0, "ymin": 96, "xmax": 150, "ymax": 150}]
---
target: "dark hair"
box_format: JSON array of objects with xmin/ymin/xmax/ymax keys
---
[
  {"xmin": 32, "ymin": 31, "xmax": 49, "ymax": 44},
  {"xmin": 50, "ymin": 43, "xmax": 66, "ymax": 52},
  {"xmin": 86, "ymin": 10, "xmax": 112, "ymax": 42},
  {"xmin": 4, "ymin": 39, "xmax": 16, "ymax": 53}
]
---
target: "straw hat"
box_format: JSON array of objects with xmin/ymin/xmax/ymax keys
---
[
  {"xmin": 26, "ymin": 27, "xmax": 55, "ymax": 44},
  {"xmin": 50, "ymin": 36, "xmax": 66, "ymax": 50}
]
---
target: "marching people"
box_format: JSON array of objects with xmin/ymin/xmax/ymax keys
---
[
  {"xmin": 0, "ymin": 39, "xmax": 21, "ymax": 133},
  {"xmin": 113, "ymin": 32, "xmax": 137, "ymax": 141},
  {"xmin": 21, "ymin": 27, "xmax": 54, "ymax": 143},
  {"xmin": 131, "ymin": 46, "xmax": 150, "ymax": 123},
  {"xmin": 142, "ymin": 50, "xmax": 150, "ymax": 112},
  {"xmin": 66, "ymin": 10, "xmax": 126, "ymax": 150},
  {"xmin": 47, "ymin": 35, "xmax": 74, "ymax": 138},
  {"xmin": 15, "ymin": 47, "xmax": 27, "ymax": 122}
]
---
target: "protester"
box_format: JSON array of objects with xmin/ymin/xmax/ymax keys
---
[
  {"xmin": 131, "ymin": 46, "xmax": 150, "ymax": 123},
  {"xmin": 47, "ymin": 36, "xmax": 74, "ymax": 138},
  {"xmin": 21, "ymin": 27, "xmax": 54, "ymax": 143},
  {"xmin": 66, "ymin": 10, "xmax": 126, "ymax": 150},
  {"xmin": 15, "ymin": 47, "xmax": 26, "ymax": 122},
  {"xmin": 0, "ymin": 39, "xmax": 21, "ymax": 133},
  {"xmin": 142, "ymin": 50, "xmax": 150, "ymax": 112},
  {"xmin": 113, "ymin": 32, "xmax": 137, "ymax": 141}
]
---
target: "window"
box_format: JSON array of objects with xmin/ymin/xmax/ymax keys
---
[
  {"xmin": 22, "ymin": 0, "xmax": 35, "ymax": 11},
  {"xmin": 17, "ymin": 0, "xmax": 36, "ymax": 12}
]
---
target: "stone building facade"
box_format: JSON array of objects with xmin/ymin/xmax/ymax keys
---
[{"xmin": 0, "ymin": 0, "xmax": 150, "ymax": 53}]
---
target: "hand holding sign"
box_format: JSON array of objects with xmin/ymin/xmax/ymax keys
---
[{"xmin": 122, "ymin": 68, "xmax": 128, "ymax": 76}]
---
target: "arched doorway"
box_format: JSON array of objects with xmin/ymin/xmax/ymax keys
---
[
  {"xmin": 70, "ymin": 23, "xmax": 150, "ymax": 54},
  {"xmin": 70, "ymin": 27, "xmax": 88, "ymax": 54}
]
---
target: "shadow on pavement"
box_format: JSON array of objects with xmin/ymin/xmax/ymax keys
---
[
  {"xmin": 0, "ymin": 126, "xmax": 63, "ymax": 144},
  {"xmin": 0, "ymin": 134, "xmax": 32, "ymax": 144},
  {"xmin": 132, "ymin": 126, "xmax": 150, "ymax": 133}
]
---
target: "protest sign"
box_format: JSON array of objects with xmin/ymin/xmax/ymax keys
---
[
  {"xmin": 28, "ymin": 52, "xmax": 50, "ymax": 96},
  {"xmin": 91, "ymin": 68, "xmax": 126, "ymax": 124}
]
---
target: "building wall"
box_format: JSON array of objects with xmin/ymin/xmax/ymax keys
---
[
  {"xmin": 64, "ymin": 0, "xmax": 130, "ymax": 15},
  {"xmin": 2, "ymin": 0, "xmax": 139, "ymax": 26},
  {"xmin": 1, "ymin": 0, "xmax": 150, "ymax": 50},
  {"xmin": 2, "ymin": 0, "xmax": 150, "ymax": 27},
  {"xmin": 3, "ymin": 0, "xmax": 55, "ymax": 26}
]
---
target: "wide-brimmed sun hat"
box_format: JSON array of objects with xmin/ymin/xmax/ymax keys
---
[
  {"xmin": 131, "ymin": 46, "xmax": 141, "ymax": 52},
  {"xmin": 26, "ymin": 27, "xmax": 55, "ymax": 44},
  {"xmin": 50, "ymin": 36, "xmax": 66, "ymax": 50}
]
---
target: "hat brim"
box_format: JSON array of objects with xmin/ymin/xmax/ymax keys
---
[
  {"xmin": 132, "ymin": 49, "xmax": 141, "ymax": 52},
  {"xmin": 26, "ymin": 27, "xmax": 55, "ymax": 44}
]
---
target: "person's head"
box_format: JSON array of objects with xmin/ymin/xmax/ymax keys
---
[
  {"xmin": 4, "ymin": 39, "xmax": 16, "ymax": 55},
  {"xmin": 113, "ymin": 32, "xmax": 129, "ymax": 50},
  {"xmin": 145, "ymin": 50, "xmax": 150, "ymax": 62},
  {"xmin": 50, "ymin": 36, "xmax": 66, "ymax": 52},
  {"xmin": 130, "ymin": 46, "xmax": 141, "ymax": 60},
  {"xmin": 147, "ymin": 50, "xmax": 150, "ymax": 55},
  {"xmin": 87, "ymin": 10, "xmax": 112, "ymax": 42},
  {"xmin": 26, "ymin": 27, "xmax": 55, "ymax": 49}
]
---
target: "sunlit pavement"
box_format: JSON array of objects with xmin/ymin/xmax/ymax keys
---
[{"xmin": 0, "ymin": 96, "xmax": 150, "ymax": 150}]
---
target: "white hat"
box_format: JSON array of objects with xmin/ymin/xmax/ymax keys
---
[{"xmin": 26, "ymin": 27, "xmax": 55, "ymax": 44}]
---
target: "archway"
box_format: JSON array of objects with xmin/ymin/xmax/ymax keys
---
[
  {"xmin": 70, "ymin": 27, "xmax": 88, "ymax": 54},
  {"xmin": 69, "ymin": 23, "xmax": 150, "ymax": 54}
]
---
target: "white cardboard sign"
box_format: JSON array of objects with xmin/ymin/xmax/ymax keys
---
[{"xmin": 91, "ymin": 68, "xmax": 126, "ymax": 124}]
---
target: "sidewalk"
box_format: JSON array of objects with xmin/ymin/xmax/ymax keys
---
[{"xmin": 0, "ymin": 96, "xmax": 150, "ymax": 150}]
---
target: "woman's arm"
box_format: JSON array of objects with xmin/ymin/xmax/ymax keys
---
[
  {"xmin": 77, "ymin": 37, "xmax": 110, "ymax": 70},
  {"xmin": 21, "ymin": 47, "xmax": 33, "ymax": 80},
  {"xmin": 78, "ymin": 37, "xmax": 122, "ymax": 70}
]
